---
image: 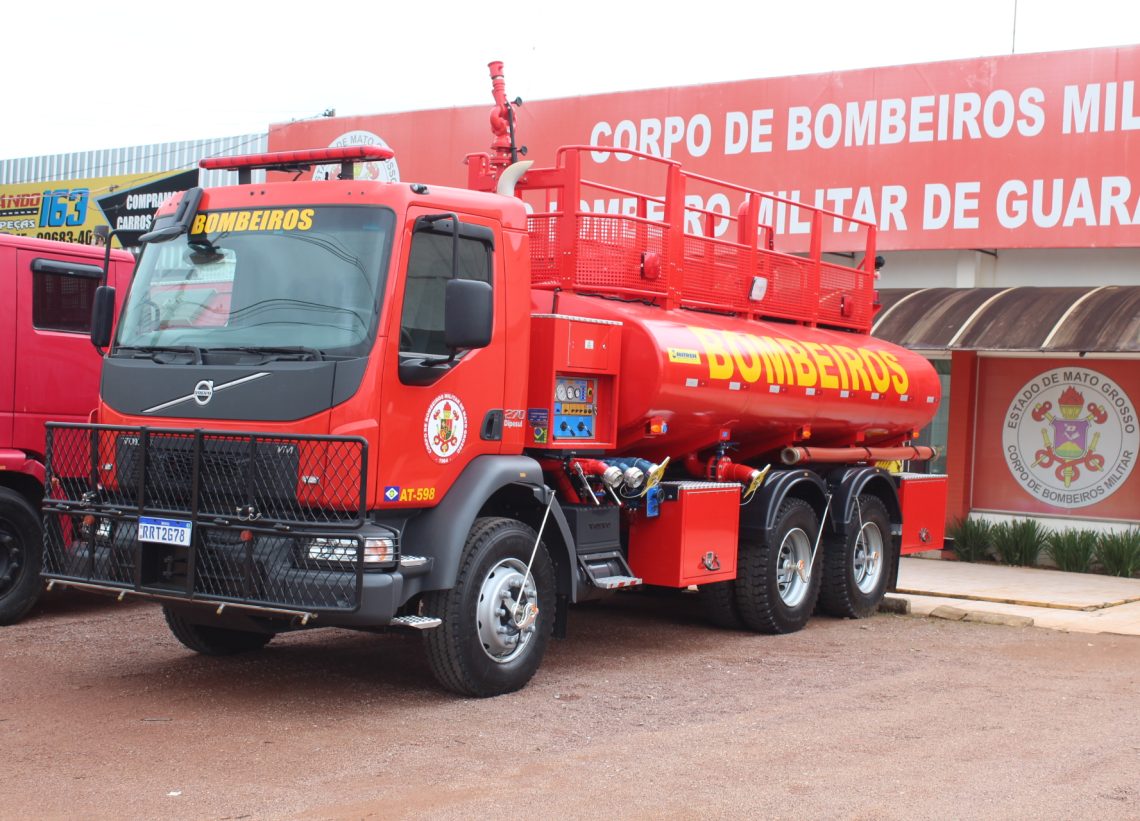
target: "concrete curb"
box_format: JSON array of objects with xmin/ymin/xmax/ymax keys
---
[
  {"xmin": 923, "ymin": 604, "xmax": 1034, "ymax": 628},
  {"xmin": 929, "ymin": 605, "xmax": 968, "ymax": 621},
  {"xmin": 963, "ymin": 611, "xmax": 1035, "ymax": 628}
]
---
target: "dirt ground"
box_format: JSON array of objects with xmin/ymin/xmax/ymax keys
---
[{"xmin": 1, "ymin": 589, "xmax": 1138, "ymax": 821}]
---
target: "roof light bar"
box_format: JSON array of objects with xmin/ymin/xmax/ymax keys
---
[{"xmin": 200, "ymin": 146, "xmax": 395, "ymax": 183}]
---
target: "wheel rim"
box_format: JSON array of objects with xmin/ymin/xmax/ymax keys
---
[
  {"xmin": 0, "ymin": 521, "xmax": 21, "ymax": 595},
  {"xmin": 853, "ymin": 520, "xmax": 884, "ymax": 594},
  {"xmin": 776, "ymin": 527, "xmax": 812, "ymax": 607},
  {"xmin": 475, "ymin": 557, "xmax": 539, "ymax": 664}
]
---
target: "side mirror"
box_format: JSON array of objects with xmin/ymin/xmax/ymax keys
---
[
  {"xmin": 90, "ymin": 286, "xmax": 116, "ymax": 351},
  {"xmin": 444, "ymin": 279, "xmax": 493, "ymax": 350},
  {"xmin": 138, "ymin": 186, "xmax": 204, "ymax": 244}
]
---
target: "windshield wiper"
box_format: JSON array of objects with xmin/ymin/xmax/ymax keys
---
[
  {"xmin": 208, "ymin": 346, "xmax": 326, "ymax": 362},
  {"xmin": 115, "ymin": 345, "xmax": 204, "ymax": 364}
]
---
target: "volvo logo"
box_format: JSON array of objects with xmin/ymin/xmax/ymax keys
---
[
  {"xmin": 142, "ymin": 372, "xmax": 271, "ymax": 415},
  {"xmin": 193, "ymin": 380, "xmax": 215, "ymax": 405}
]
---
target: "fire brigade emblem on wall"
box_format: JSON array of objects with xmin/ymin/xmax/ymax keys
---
[
  {"xmin": 424, "ymin": 394, "xmax": 468, "ymax": 464},
  {"xmin": 1002, "ymin": 367, "xmax": 1137, "ymax": 509}
]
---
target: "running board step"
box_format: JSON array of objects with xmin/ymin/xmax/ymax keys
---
[
  {"xmin": 389, "ymin": 615, "xmax": 442, "ymax": 630},
  {"xmin": 591, "ymin": 575, "xmax": 643, "ymax": 590},
  {"xmin": 579, "ymin": 548, "xmax": 643, "ymax": 590}
]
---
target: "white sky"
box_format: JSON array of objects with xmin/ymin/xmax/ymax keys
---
[{"xmin": 4, "ymin": 0, "xmax": 1140, "ymax": 160}]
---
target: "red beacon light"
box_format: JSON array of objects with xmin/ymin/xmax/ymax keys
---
[{"xmin": 200, "ymin": 146, "xmax": 396, "ymax": 184}]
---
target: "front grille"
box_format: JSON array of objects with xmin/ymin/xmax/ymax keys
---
[
  {"xmin": 42, "ymin": 423, "xmax": 370, "ymax": 612},
  {"xmin": 50, "ymin": 424, "xmax": 365, "ymax": 527}
]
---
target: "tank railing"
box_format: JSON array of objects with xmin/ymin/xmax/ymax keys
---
[{"xmin": 514, "ymin": 145, "xmax": 878, "ymax": 331}]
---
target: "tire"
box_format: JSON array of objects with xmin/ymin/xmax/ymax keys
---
[
  {"xmin": 163, "ymin": 606, "xmax": 274, "ymax": 655},
  {"xmin": 818, "ymin": 495, "xmax": 892, "ymax": 619},
  {"xmin": 734, "ymin": 498, "xmax": 822, "ymax": 634},
  {"xmin": 698, "ymin": 580, "xmax": 744, "ymax": 629},
  {"xmin": 423, "ymin": 517, "xmax": 555, "ymax": 697},
  {"xmin": 0, "ymin": 487, "xmax": 43, "ymax": 626}
]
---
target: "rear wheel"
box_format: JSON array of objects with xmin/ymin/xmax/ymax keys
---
[
  {"xmin": 163, "ymin": 607, "xmax": 274, "ymax": 655},
  {"xmin": 818, "ymin": 495, "xmax": 892, "ymax": 619},
  {"xmin": 423, "ymin": 517, "xmax": 554, "ymax": 697},
  {"xmin": 0, "ymin": 487, "xmax": 43, "ymax": 626},
  {"xmin": 735, "ymin": 498, "xmax": 822, "ymax": 634},
  {"xmin": 698, "ymin": 580, "xmax": 744, "ymax": 629}
]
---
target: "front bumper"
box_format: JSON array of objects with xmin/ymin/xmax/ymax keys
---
[
  {"xmin": 41, "ymin": 423, "xmax": 423, "ymax": 627},
  {"xmin": 42, "ymin": 538, "xmax": 428, "ymax": 627},
  {"xmin": 42, "ymin": 521, "xmax": 425, "ymax": 626}
]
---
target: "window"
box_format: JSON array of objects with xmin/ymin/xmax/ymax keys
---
[
  {"xmin": 31, "ymin": 258, "xmax": 103, "ymax": 333},
  {"xmin": 398, "ymin": 221, "xmax": 493, "ymax": 357},
  {"xmin": 114, "ymin": 206, "xmax": 393, "ymax": 356},
  {"xmin": 914, "ymin": 358, "xmax": 951, "ymax": 474}
]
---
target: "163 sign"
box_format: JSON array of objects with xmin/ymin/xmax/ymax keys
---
[{"xmin": 1002, "ymin": 367, "xmax": 1138, "ymax": 509}]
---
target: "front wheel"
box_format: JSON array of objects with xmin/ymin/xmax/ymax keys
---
[
  {"xmin": 0, "ymin": 487, "xmax": 43, "ymax": 626},
  {"xmin": 818, "ymin": 495, "xmax": 892, "ymax": 619},
  {"xmin": 163, "ymin": 607, "xmax": 274, "ymax": 655},
  {"xmin": 423, "ymin": 517, "xmax": 555, "ymax": 697},
  {"xmin": 734, "ymin": 498, "xmax": 822, "ymax": 634}
]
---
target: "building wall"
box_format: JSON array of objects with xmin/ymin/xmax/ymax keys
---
[
  {"xmin": 947, "ymin": 352, "xmax": 1139, "ymax": 532},
  {"xmin": 0, "ymin": 134, "xmax": 267, "ymax": 189},
  {"xmin": 881, "ymin": 248, "xmax": 1140, "ymax": 290}
]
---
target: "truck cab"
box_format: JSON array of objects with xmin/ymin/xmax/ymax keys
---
[
  {"xmin": 0, "ymin": 233, "xmax": 132, "ymax": 623},
  {"xmin": 45, "ymin": 151, "xmax": 556, "ymax": 689}
]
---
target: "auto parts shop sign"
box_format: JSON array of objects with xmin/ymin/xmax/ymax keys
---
[
  {"xmin": 0, "ymin": 169, "xmax": 197, "ymax": 247},
  {"xmin": 1003, "ymin": 367, "xmax": 1137, "ymax": 508}
]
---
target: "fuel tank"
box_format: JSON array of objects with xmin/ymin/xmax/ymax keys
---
[{"xmin": 546, "ymin": 292, "xmax": 942, "ymax": 462}]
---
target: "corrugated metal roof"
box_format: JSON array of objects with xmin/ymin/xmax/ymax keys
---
[
  {"xmin": 874, "ymin": 287, "xmax": 1140, "ymax": 353},
  {"xmin": 0, "ymin": 134, "xmax": 268, "ymax": 187}
]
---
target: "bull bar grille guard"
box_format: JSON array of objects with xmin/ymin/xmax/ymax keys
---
[{"xmin": 42, "ymin": 423, "xmax": 374, "ymax": 614}]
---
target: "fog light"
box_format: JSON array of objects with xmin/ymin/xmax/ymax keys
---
[
  {"xmin": 305, "ymin": 537, "xmax": 359, "ymax": 562},
  {"xmin": 304, "ymin": 535, "xmax": 397, "ymax": 566}
]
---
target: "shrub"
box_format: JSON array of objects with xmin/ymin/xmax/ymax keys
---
[
  {"xmin": 1046, "ymin": 528, "xmax": 1097, "ymax": 574},
  {"xmin": 1095, "ymin": 528, "xmax": 1140, "ymax": 578},
  {"xmin": 947, "ymin": 517, "xmax": 994, "ymax": 562},
  {"xmin": 991, "ymin": 519, "xmax": 1051, "ymax": 567}
]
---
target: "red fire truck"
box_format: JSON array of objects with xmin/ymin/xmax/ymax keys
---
[
  {"xmin": 0, "ymin": 233, "xmax": 133, "ymax": 623},
  {"xmin": 42, "ymin": 64, "xmax": 946, "ymax": 695}
]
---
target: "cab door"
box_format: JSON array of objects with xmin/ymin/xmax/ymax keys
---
[
  {"xmin": 0, "ymin": 241, "xmax": 16, "ymax": 447},
  {"xmin": 375, "ymin": 209, "xmax": 506, "ymax": 508},
  {"xmin": 12, "ymin": 248, "xmax": 106, "ymax": 452}
]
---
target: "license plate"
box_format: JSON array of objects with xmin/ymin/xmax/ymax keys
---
[{"xmin": 138, "ymin": 517, "xmax": 192, "ymax": 547}]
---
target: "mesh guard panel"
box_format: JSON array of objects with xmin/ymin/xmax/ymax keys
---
[{"xmin": 43, "ymin": 424, "xmax": 371, "ymax": 613}]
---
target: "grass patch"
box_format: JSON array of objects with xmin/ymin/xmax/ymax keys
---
[
  {"xmin": 947, "ymin": 517, "xmax": 994, "ymax": 562},
  {"xmin": 1095, "ymin": 528, "xmax": 1140, "ymax": 578},
  {"xmin": 1046, "ymin": 529, "xmax": 1097, "ymax": 574},
  {"xmin": 991, "ymin": 519, "xmax": 1051, "ymax": 567}
]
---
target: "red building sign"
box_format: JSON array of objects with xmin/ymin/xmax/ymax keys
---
[{"xmin": 271, "ymin": 44, "xmax": 1140, "ymax": 252}]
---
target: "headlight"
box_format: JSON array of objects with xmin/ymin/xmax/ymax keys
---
[{"xmin": 303, "ymin": 534, "xmax": 397, "ymax": 567}]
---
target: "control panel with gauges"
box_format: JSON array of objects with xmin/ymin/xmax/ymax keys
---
[
  {"xmin": 526, "ymin": 314, "xmax": 621, "ymax": 450},
  {"xmin": 554, "ymin": 376, "xmax": 598, "ymax": 440}
]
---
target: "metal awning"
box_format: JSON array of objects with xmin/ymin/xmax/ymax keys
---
[{"xmin": 873, "ymin": 286, "xmax": 1140, "ymax": 353}]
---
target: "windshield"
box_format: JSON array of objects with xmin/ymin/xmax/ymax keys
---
[{"xmin": 114, "ymin": 205, "xmax": 394, "ymax": 358}]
